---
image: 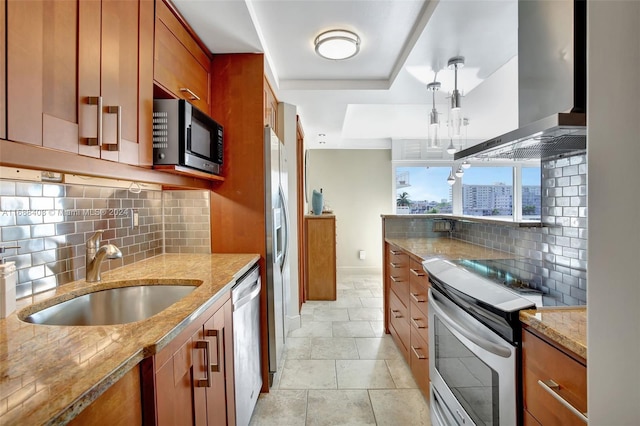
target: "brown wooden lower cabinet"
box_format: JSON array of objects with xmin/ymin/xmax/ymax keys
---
[
  {"xmin": 304, "ymin": 215, "xmax": 337, "ymax": 300},
  {"xmin": 522, "ymin": 327, "xmax": 587, "ymax": 425},
  {"xmin": 383, "ymin": 242, "xmax": 432, "ymax": 398},
  {"xmin": 68, "ymin": 365, "xmax": 142, "ymax": 426},
  {"xmin": 141, "ymin": 293, "xmax": 235, "ymax": 426},
  {"xmin": 409, "ymin": 325, "xmax": 430, "ymax": 395}
]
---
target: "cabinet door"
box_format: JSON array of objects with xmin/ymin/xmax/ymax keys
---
[
  {"xmin": 154, "ymin": 0, "xmax": 211, "ymax": 114},
  {"xmin": 99, "ymin": 0, "xmax": 140, "ymax": 164},
  {"xmin": 7, "ymin": 0, "xmax": 79, "ymax": 151},
  {"xmin": 78, "ymin": 0, "xmax": 151, "ymax": 165},
  {"xmin": 156, "ymin": 335, "xmax": 197, "ymax": 426},
  {"xmin": 305, "ymin": 216, "xmax": 337, "ymax": 300},
  {"xmin": 0, "ymin": 0, "xmax": 6, "ymax": 140},
  {"xmin": 204, "ymin": 299, "xmax": 235, "ymax": 426}
]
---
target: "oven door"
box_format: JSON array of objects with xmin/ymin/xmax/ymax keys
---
[{"xmin": 428, "ymin": 287, "xmax": 517, "ymax": 426}]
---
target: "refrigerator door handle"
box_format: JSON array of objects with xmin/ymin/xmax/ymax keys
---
[{"xmin": 278, "ymin": 185, "xmax": 289, "ymax": 270}]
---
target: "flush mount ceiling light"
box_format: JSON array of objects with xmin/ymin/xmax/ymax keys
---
[
  {"xmin": 314, "ymin": 29, "xmax": 360, "ymax": 60},
  {"xmin": 427, "ymin": 81, "xmax": 441, "ymax": 148}
]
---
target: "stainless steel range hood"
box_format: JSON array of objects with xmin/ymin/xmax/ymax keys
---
[{"xmin": 456, "ymin": 0, "xmax": 586, "ymax": 162}]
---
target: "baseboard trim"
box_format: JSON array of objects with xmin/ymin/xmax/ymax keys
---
[
  {"xmin": 337, "ymin": 266, "xmax": 382, "ymax": 275},
  {"xmin": 286, "ymin": 314, "xmax": 301, "ymax": 333}
]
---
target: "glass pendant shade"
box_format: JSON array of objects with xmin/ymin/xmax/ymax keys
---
[
  {"xmin": 447, "ymin": 170, "xmax": 456, "ymax": 186},
  {"xmin": 446, "ymin": 139, "xmax": 456, "ymax": 155},
  {"xmin": 462, "ymin": 160, "xmax": 471, "ymax": 169},
  {"xmin": 447, "ymin": 56, "xmax": 465, "ymax": 138},
  {"xmin": 455, "ymin": 165, "xmax": 464, "ymax": 178},
  {"xmin": 427, "ymin": 81, "xmax": 441, "ymax": 148}
]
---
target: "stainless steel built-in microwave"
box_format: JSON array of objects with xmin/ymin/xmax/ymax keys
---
[{"xmin": 152, "ymin": 99, "xmax": 223, "ymax": 175}]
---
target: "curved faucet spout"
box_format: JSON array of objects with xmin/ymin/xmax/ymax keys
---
[{"xmin": 86, "ymin": 231, "xmax": 122, "ymax": 282}]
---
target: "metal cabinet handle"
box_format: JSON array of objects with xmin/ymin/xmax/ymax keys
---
[
  {"xmin": 410, "ymin": 268, "xmax": 425, "ymax": 277},
  {"xmin": 410, "ymin": 292, "xmax": 426, "ymax": 303},
  {"xmin": 104, "ymin": 105, "xmax": 121, "ymax": 151},
  {"xmin": 411, "ymin": 317, "xmax": 426, "ymax": 329},
  {"xmin": 391, "ymin": 309, "xmax": 402, "ymax": 318},
  {"xmin": 390, "ymin": 276, "xmax": 403, "ymax": 283},
  {"xmin": 180, "ymin": 87, "xmax": 201, "ymax": 101},
  {"xmin": 389, "ymin": 262, "xmax": 402, "ymax": 268},
  {"xmin": 195, "ymin": 340, "xmax": 211, "ymax": 387},
  {"xmin": 411, "ymin": 345, "xmax": 427, "ymax": 360},
  {"xmin": 206, "ymin": 328, "xmax": 222, "ymax": 373},
  {"xmin": 538, "ymin": 380, "xmax": 588, "ymax": 423},
  {"xmin": 85, "ymin": 96, "xmax": 103, "ymax": 146},
  {"xmin": 390, "ymin": 250, "xmax": 402, "ymax": 255}
]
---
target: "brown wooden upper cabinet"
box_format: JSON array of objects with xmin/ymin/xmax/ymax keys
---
[
  {"xmin": 0, "ymin": 0, "xmax": 6, "ymax": 141},
  {"xmin": 6, "ymin": 0, "xmax": 153, "ymax": 166},
  {"xmin": 154, "ymin": 0, "xmax": 211, "ymax": 115},
  {"xmin": 264, "ymin": 77, "xmax": 279, "ymax": 136}
]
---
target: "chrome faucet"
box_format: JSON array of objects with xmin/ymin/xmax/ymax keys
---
[{"xmin": 86, "ymin": 230, "xmax": 122, "ymax": 282}]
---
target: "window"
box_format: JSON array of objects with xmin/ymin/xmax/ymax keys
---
[
  {"xmin": 462, "ymin": 167, "xmax": 513, "ymax": 218},
  {"xmin": 521, "ymin": 167, "xmax": 541, "ymax": 220},
  {"xmin": 395, "ymin": 167, "xmax": 452, "ymax": 214}
]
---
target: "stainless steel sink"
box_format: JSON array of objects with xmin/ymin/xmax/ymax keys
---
[{"xmin": 22, "ymin": 284, "xmax": 198, "ymax": 326}]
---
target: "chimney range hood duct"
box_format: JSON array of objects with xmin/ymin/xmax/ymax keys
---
[{"xmin": 455, "ymin": 0, "xmax": 586, "ymax": 162}]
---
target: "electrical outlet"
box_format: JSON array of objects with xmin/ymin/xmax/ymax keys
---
[{"xmin": 358, "ymin": 250, "xmax": 366, "ymax": 260}]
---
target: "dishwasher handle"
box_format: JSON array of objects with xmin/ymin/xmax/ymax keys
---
[{"xmin": 233, "ymin": 279, "xmax": 261, "ymax": 310}]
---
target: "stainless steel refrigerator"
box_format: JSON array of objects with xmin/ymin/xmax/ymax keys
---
[{"xmin": 264, "ymin": 126, "xmax": 290, "ymax": 386}]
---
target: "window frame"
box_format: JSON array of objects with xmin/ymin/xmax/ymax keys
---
[{"xmin": 392, "ymin": 160, "xmax": 541, "ymax": 223}]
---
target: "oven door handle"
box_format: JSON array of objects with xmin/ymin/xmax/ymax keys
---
[{"xmin": 428, "ymin": 288, "xmax": 512, "ymax": 358}]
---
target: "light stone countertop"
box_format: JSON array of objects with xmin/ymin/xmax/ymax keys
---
[
  {"xmin": 385, "ymin": 237, "xmax": 515, "ymax": 261},
  {"xmin": 0, "ymin": 253, "xmax": 259, "ymax": 425},
  {"xmin": 520, "ymin": 307, "xmax": 587, "ymax": 361}
]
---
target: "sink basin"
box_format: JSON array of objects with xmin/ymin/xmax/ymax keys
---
[{"xmin": 22, "ymin": 284, "xmax": 198, "ymax": 326}]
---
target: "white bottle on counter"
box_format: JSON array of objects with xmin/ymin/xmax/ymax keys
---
[{"xmin": 0, "ymin": 261, "xmax": 17, "ymax": 318}]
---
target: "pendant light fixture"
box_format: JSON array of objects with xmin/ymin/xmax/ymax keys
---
[
  {"xmin": 447, "ymin": 168, "xmax": 456, "ymax": 186},
  {"xmin": 462, "ymin": 160, "xmax": 471, "ymax": 169},
  {"xmin": 455, "ymin": 164, "xmax": 464, "ymax": 178},
  {"xmin": 427, "ymin": 81, "xmax": 441, "ymax": 148},
  {"xmin": 447, "ymin": 56, "xmax": 465, "ymax": 138},
  {"xmin": 446, "ymin": 139, "xmax": 456, "ymax": 155}
]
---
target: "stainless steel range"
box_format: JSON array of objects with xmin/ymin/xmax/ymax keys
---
[{"xmin": 423, "ymin": 258, "xmax": 536, "ymax": 426}]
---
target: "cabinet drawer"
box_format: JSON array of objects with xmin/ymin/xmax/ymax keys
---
[
  {"xmin": 409, "ymin": 282, "xmax": 428, "ymax": 319},
  {"xmin": 409, "ymin": 301, "xmax": 429, "ymax": 344},
  {"xmin": 154, "ymin": 0, "xmax": 210, "ymax": 113},
  {"xmin": 524, "ymin": 409, "xmax": 542, "ymax": 426},
  {"xmin": 388, "ymin": 247, "xmax": 409, "ymax": 303},
  {"xmin": 389, "ymin": 289, "xmax": 410, "ymax": 361},
  {"xmin": 409, "ymin": 325, "xmax": 430, "ymax": 396},
  {"xmin": 409, "ymin": 258, "xmax": 429, "ymax": 287},
  {"xmin": 389, "ymin": 246, "xmax": 409, "ymax": 267},
  {"xmin": 523, "ymin": 329, "xmax": 587, "ymax": 425}
]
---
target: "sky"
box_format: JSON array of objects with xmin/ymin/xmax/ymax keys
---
[{"xmin": 396, "ymin": 166, "xmax": 540, "ymax": 203}]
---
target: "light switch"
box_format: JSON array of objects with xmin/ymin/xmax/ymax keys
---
[{"xmin": 131, "ymin": 209, "xmax": 139, "ymax": 229}]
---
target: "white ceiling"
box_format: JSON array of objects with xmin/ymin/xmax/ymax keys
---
[{"xmin": 172, "ymin": 0, "xmax": 520, "ymax": 152}]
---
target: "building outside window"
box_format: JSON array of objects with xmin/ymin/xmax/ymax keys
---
[
  {"xmin": 395, "ymin": 167, "xmax": 452, "ymax": 214},
  {"xmin": 462, "ymin": 167, "xmax": 513, "ymax": 218},
  {"xmin": 521, "ymin": 167, "xmax": 541, "ymax": 220}
]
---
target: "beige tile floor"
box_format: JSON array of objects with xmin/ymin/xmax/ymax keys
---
[{"xmin": 249, "ymin": 274, "xmax": 431, "ymax": 426}]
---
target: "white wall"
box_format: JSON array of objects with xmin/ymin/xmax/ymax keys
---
[
  {"xmin": 587, "ymin": 2, "xmax": 640, "ymax": 423},
  {"xmin": 306, "ymin": 149, "xmax": 393, "ymax": 274}
]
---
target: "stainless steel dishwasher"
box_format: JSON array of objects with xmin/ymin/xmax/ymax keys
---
[{"xmin": 232, "ymin": 265, "xmax": 262, "ymax": 426}]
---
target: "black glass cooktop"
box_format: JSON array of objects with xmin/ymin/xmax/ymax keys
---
[{"xmin": 451, "ymin": 258, "xmax": 544, "ymax": 296}]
